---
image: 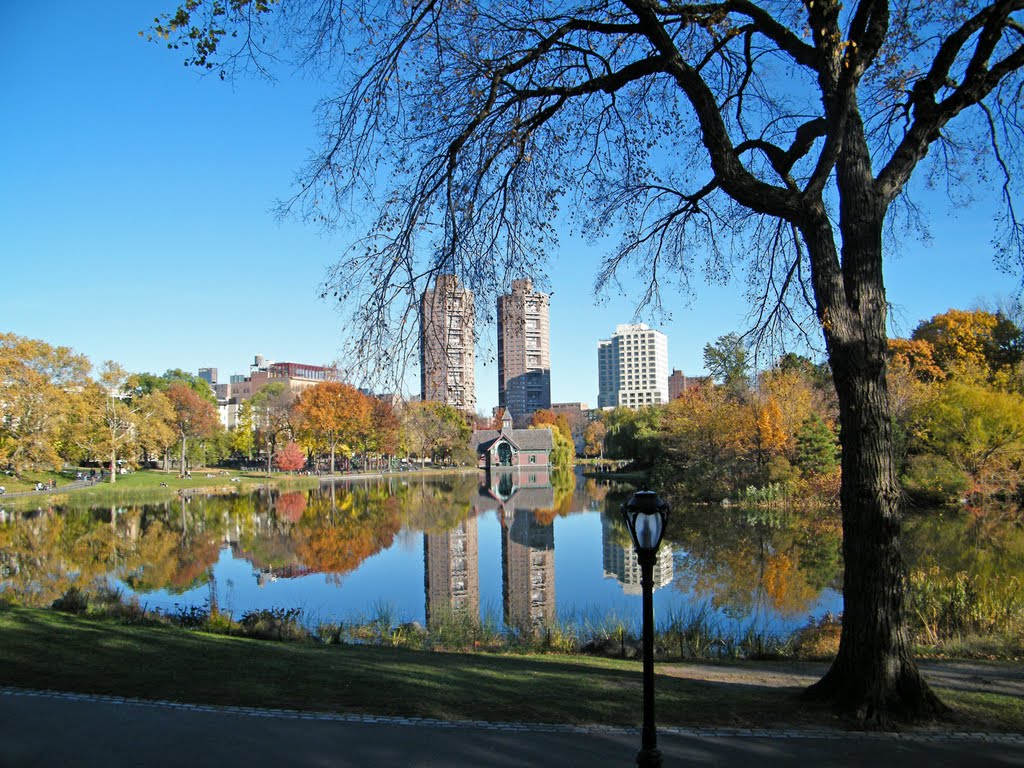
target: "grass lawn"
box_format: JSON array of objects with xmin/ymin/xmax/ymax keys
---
[
  {"xmin": 0, "ymin": 468, "xmax": 318, "ymax": 507},
  {"xmin": 1, "ymin": 607, "xmax": 1020, "ymax": 733}
]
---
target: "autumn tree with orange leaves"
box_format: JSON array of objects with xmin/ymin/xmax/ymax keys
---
[
  {"xmin": 293, "ymin": 381, "xmax": 371, "ymax": 474},
  {"xmin": 165, "ymin": 382, "xmax": 220, "ymax": 476}
]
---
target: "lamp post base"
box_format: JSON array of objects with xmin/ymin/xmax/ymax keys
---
[{"xmin": 636, "ymin": 746, "xmax": 663, "ymax": 767}]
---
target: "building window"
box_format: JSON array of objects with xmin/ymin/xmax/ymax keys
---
[{"xmin": 529, "ymin": 454, "xmax": 536, "ymax": 464}]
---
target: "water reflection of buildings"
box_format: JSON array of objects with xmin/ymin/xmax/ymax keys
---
[
  {"xmin": 502, "ymin": 506, "xmax": 556, "ymax": 634},
  {"xmin": 423, "ymin": 515, "xmax": 479, "ymax": 627},
  {"xmin": 472, "ymin": 469, "xmax": 557, "ymax": 635},
  {"xmin": 601, "ymin": 514, "xmax": 674, "ymax": 595}
]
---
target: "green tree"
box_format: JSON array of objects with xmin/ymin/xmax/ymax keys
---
[
  {"xmin": 231, "ymin": 401, "xmax": 257, "ymax": 462},
  {"xmin": 129, "ymin": 369, "xmax": 217, "ymax": 403},
  {"xmin": 795, "ymin": 415, "xmax": 841, "ymax": 478},
  {"xmin": 154, "ymin": 0, "xmax": 1024, "ymax": 720},
  {"xmin": 402, "ymin": 401, "xmax": 471, "ymax": 465},
  {"xmin": 703, "ymin": 334, "xmax": 750, "ymax": 398},
  {"xmin": 530, "ymin": 424, "xmax": 575, "ymax": 469},
  {"xmin": 247, "ymin": 383, "xmax": 291, "ymax": 475},
  {"xmin": 603, "ymin": 407, "xmax": 663, "ymax": 465},
  {"xmin": 915, "ymin": 381, "xmax": 1024, "ymax": 497}
]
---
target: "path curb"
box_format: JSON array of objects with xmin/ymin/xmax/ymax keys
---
[{"xmin": 3, "ymin": 686, "xmax": 1021, "ymax": 745}]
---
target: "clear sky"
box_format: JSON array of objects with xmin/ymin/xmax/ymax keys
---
[{"xmin": 2, "ymin": 1, "xmax": 1019, "ymax": 415}]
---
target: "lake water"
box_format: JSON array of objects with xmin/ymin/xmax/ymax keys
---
[{"xmin": 0, "ymin": 470, "xmax": 861, "ymax": 639}]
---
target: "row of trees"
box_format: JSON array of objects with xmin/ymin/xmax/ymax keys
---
[
  {"xmin": 1, "ymin": 334, "xmax": 496, "ymax": 480},
  {"xmin": 0, "ymin": 334, "xmax": 222, "ymax": 482},
  {"xmin": 588, "ymin": 308, "xmax": 1024, "ymax": 507}
]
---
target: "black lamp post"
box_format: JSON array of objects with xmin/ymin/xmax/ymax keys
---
[{"xmin": 621, "ymin": 487, "xmax": 670, "ymax": 768}]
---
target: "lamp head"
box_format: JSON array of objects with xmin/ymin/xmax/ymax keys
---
[{"xmin": 621, "ymin": 487, "xmax": 669, "ymax": 554}]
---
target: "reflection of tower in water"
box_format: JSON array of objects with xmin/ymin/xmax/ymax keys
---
[
  {"xmin": 423, "ymin": 516, "xmax": 479, "ymax": 627},
  {"xmin": 601, "ymin": 513, "xmax": 674, "ymax": 595},
  {"xmin": 501, "ymin": 508, "xmax": 555, "ymax": 634}
]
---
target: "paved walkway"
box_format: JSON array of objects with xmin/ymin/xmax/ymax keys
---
[
  {"xmin": 2, "ymin": 687, "xmax": 1022, "ymax": 767},
  {"xmin": 659, "ymin": 659, "xmax": 1024, "ymax": 699},
  {"xmin": 0, "ymin": 479, "xmax": 92, "ymax": 500}
]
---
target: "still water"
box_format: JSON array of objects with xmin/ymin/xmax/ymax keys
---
[{"xmin": 0, "ymin": 470, "xmax": 863, "ymax": 638}]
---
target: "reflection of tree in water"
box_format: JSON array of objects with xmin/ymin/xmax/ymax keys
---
[
  {"xmin": 275, "ymin": 491, "xmax": 307, "ymax": 523},
  {"xmin": 0, "ymin": 499, "xmax": 229, "ymax": 604},
  {"xmin": 664, "ymin": 503, "xmax": 842, "ymax": 618},
  {"xmin": 397, "ymin": 474, "xmax": 475, "ymax": 534},
  {"xmin": 293, "ymin": 484, "xmax": 402, "ymax": 580},
  {"xmin": 532, "ymin": 469, "xmax": 577, "ymax": 525},
  {"xmin": 903, "ymin": 507, "xmax": 1024, "ymax": 581}
]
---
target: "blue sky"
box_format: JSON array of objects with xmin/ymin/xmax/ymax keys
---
[{"xmin": 2, "ymin": 1, "xmax": 1019, "ymax": 414}]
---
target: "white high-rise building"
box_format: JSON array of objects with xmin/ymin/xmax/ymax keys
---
[{"xmin": 597, "ymin": 324, "xmax": 669, "ymax": 409}]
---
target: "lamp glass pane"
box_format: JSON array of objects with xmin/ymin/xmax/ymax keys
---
[{"xmin": 635, "ymin": 512, "xmax": 662, "ymax": 551}]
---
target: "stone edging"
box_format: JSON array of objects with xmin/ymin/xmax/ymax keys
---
[{"xmin": 2, "ymin": 687, "xmax": 1021, "ymax": 744}]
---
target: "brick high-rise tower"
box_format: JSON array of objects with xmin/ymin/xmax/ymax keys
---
[
  {"xmin": 497, "ymin": 279, "xmax": 550, "ymax": 425},
  {"xmin": 420, "ymin": 274, "xmax": 475, "ymax": 413}
]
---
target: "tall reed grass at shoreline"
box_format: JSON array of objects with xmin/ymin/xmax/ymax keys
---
[{"xmin": 27, "ymin": 569, "xmax": 1024, "ymax": 662}]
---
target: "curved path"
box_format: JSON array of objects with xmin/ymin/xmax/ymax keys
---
[{"xmin": 1, "ymin": 687, "xmax": 1022, "ymax": 767}]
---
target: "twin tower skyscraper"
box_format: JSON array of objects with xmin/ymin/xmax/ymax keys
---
[{"xmin": 420, "ymin": 275, "xmax": 551, "ymax": 423}]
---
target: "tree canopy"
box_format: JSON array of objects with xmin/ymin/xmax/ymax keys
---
[{"xmin": 151, "ymin": 0, "xmax": 1024, "ymax": 722}]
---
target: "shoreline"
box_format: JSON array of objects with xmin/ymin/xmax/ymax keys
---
[{"xmin": 0, "ymin": 467, "xmax": 480, "ymax": 509}]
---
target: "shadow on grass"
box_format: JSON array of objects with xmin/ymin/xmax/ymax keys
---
[
  {"xmin": 5, "ymin": 607, "xmax": 1018, "ymax": 733},
  {"xmin": 0, "ymin": 607, "xmax": 816, "ymax": 728}
]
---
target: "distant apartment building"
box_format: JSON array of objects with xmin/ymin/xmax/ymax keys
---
[
  {"xmin": 198, "ymin": 367, "xmax": 218, "ymax": 387},
  {"xmin": 667, "ymin": 369, "xmax": 710, "ymax": 400},
  {"xmin": 551, "ymin": 402, "xmax": 589, "ymax": 413},
  {"xmin": 420, "ymin": 274, "xmax": 476, "ymax": 413},
  {"xmin": 597, "ymin": 324, "xmax": 669, "ymax": 409},
  {"xmin": 214, "ymin": 355, "xmax": 338, "ymax": 428},
  {"xmin": 497, "ymin": 279, "xmax": 551, "ymax": 425}
]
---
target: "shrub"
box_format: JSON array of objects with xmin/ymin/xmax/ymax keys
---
[
  {"xmin": 166, "ymin": 603, "xmax": 211, "ymax": 629},
  {"xmin": 238, "ymin": 607, "xmax": 307, "ymax": 641},
  {"xmin": 907, "ymin": 567, "xmax": 1024, "ymax": 646},
  {"xmin": 902, "ymin": 453, "xmax": 969, "ymax": 507},
  {"xmin": 791, "ymin": 612, "xmax": 841, "ymax": 659},
  {"xmin": 51, "ymin": 587, "xmax": 88, "ymax": 614}
]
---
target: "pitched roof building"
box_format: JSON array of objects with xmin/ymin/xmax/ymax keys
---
[{"xmin": 471, "ymin": 412, "xmax": 553, "ymax": 471}]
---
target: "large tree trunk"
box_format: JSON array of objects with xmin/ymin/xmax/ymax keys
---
[
  {"xmin": 800, "ymin": 116, "xmax": 947, "ymax": 722},
  {"xmin": 805, "ymin": 320, "xmax": 946, "ymax": 722},
  {"xmin": 109, "ymin": 449, "xmax": 117, "ymax": 484}
]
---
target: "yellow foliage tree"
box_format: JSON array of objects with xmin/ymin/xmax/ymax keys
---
[{"xmin": 0, "ymin": 334, "xmax": 90, "ymax": 474}]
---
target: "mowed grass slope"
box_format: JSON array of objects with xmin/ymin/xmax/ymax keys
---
[{"xmin": 2, "ymin": 607, "xmax": 1021, "ymax": 732}]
